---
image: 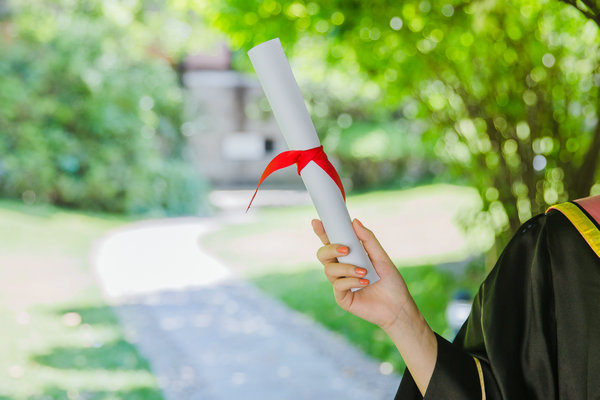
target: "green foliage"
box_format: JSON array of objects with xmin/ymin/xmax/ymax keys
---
[
  {"xmin": 0, "ymin": 0, "xmax": 207, "ymax": 215},
  {"xmin": 329, "ymin": 120, "xmax": 439, "ymax": 189},
  {"xmin": 204, "ymin": 0, "xmax": 600, "ymax": 240}
]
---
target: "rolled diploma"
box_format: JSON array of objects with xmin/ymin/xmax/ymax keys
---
[{"xmin": 248, "ymin": 38, "xmax": 380, "ymax": 287}]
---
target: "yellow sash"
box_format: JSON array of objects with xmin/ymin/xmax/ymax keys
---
[{"xmin": 546, "ymin": 202, "xmax": 600, "ymax": 258}]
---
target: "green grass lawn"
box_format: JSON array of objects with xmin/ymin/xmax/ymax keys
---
[
  {"xmin": 0, "ymin": 183, "xmax": 491, "ymax": 395},
  {"xmin": 0, "ymin": 201, "xmax": 163, "ymax": 400},
  {"xmin": 202, "ymin": 184, "xmax": 491, "ymax": 375}
]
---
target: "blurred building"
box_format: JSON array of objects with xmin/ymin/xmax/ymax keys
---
[
  {"xmin": 0, "ymin": 0, "xmax": 12, "ymax": 40},
  {"xmin": 0, "ymin": 0, "xmax": 8, "ymax": 17},
  {"xmin": 181, "ymin": 44, "xmax": 299, "ymax": 189}
]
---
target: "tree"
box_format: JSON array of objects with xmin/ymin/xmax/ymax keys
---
[
  {"xmin": 0, "ymin": 0, "xmax": 210, "ymax": 215},
  {"xmin": 203, "ymin": 0, "xmax": 600, "ymax": 246}
]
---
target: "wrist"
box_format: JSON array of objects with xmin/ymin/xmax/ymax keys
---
[
  {"xmin": 380, "ymin": 298, "xmax": 436, "ymax": 367},
  {"xmin": 382, "ymin": 300, "xmax": 437, "ymax": 395},
  {"xmin": 380, "ymin": 297, "xmax": 422, "ymax": 335}
]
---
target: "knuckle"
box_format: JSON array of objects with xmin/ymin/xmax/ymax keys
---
[
  {"xmin": 316, "ymin": 247, "xmax": 324, "ymax": 260},
  {"xmin": 324, "ymin": 263, "xmax": 338, "ymax": 275},
  {"xmin": 332, "ymin": 279, "xmax": 343, "ymax": 291},
  {"xmin": 316, "ymin": 246, "xmax": 328, "ymax": 261}
]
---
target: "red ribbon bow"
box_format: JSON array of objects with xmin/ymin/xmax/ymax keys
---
[{"xmin": 246, "ymin": 145, "xmax": 345, "ymax": 212}]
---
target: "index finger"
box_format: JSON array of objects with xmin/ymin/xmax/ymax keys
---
[{"xmin": 311, "ymin": 219, "xmax": 330, "ymax": 245}]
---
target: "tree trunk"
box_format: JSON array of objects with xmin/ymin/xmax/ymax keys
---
[{"xmin": 572, "ymin": 121, "xmax": 600, "ymax": 198}]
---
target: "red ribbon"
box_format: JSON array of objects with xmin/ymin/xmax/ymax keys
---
[{"xmin": 246, "ymin": 145, "xmax": 345, "ymax": 212}]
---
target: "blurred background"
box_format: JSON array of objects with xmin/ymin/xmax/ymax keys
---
[{"xmin": 1, "ymin": 0, "xmax": 600, "ymax": 398}]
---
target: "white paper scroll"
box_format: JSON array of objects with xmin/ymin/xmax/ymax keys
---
[{"xmin": 248, "ymin": 38, "xmax": 380, "ymax": 288}]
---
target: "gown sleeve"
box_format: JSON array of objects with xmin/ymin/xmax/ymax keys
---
[{"xmin": 395, "ymin": 210, "xmax": 581, "ymax": 399}]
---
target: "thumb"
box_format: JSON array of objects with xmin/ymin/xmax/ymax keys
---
[{"xmin": 352, "ymin": 219, "xmax": 393, "ymax": 266}]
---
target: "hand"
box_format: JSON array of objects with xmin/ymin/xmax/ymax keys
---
[
  {"xmin": 313, "ymin": 218, "xmax": 437, "ymax": 395},
  {"xmin": 312, "ymin": 219, "xmax": 437, "ymax": 395},
  {"xmin": 312, "ymin": 218, "xmax": 416, "ymax": 331}
]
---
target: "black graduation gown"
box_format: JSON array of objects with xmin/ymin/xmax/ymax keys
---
[{"xmin": 395, "ymin": 202, "xmax": 600, "ymax": 399}]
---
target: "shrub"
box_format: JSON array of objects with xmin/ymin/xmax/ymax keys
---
[{"xmin": 0, "ymin": 1, "xmax": 208, "ymax": 215}]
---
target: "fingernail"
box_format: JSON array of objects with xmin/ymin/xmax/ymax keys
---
[
  {"xmin": 338, "ymin": 246, "xmax": 349, "ymax": 255},
  {"xmin": 359, "ymin": 278, "xmax": 369, "ymax": 285},
  {"xmin": 355, "ymin": 268, "xmax": 367, "ymax": 276}
]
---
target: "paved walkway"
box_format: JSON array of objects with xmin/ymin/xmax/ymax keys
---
[{"xmin": 92, "ymin": 217, "xmax": 400, "ymax": 400}]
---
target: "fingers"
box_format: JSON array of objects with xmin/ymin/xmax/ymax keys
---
[
  {"xmin": 333, "ymin": 277, "xmax": 369, "ymax": 293},
  {"xmin": 316, "ymin": 243, "xmax": 349, "ymax": 265},
  {"xmin": 311, "ymin": 219, "xmax": 330, "ymax": 245},
  {"xmin": 314, "ymin": 218, "xmax": 390, "ymax": 266},
  {"xmin": 323, "ymin": 262, "xmax": 367, "ymax": 283},
  {"xmin": 352, "ymin": 218, "xmax": 392, "ymax": 265}
]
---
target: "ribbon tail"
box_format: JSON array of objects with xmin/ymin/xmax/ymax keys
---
[
  {"xmin": 314, "ymin": 158, "xmax": 346, "ymax": 201},
  {"xmin": 246, "ymin": 151, "xmax": 300, "ymax": 212}
]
